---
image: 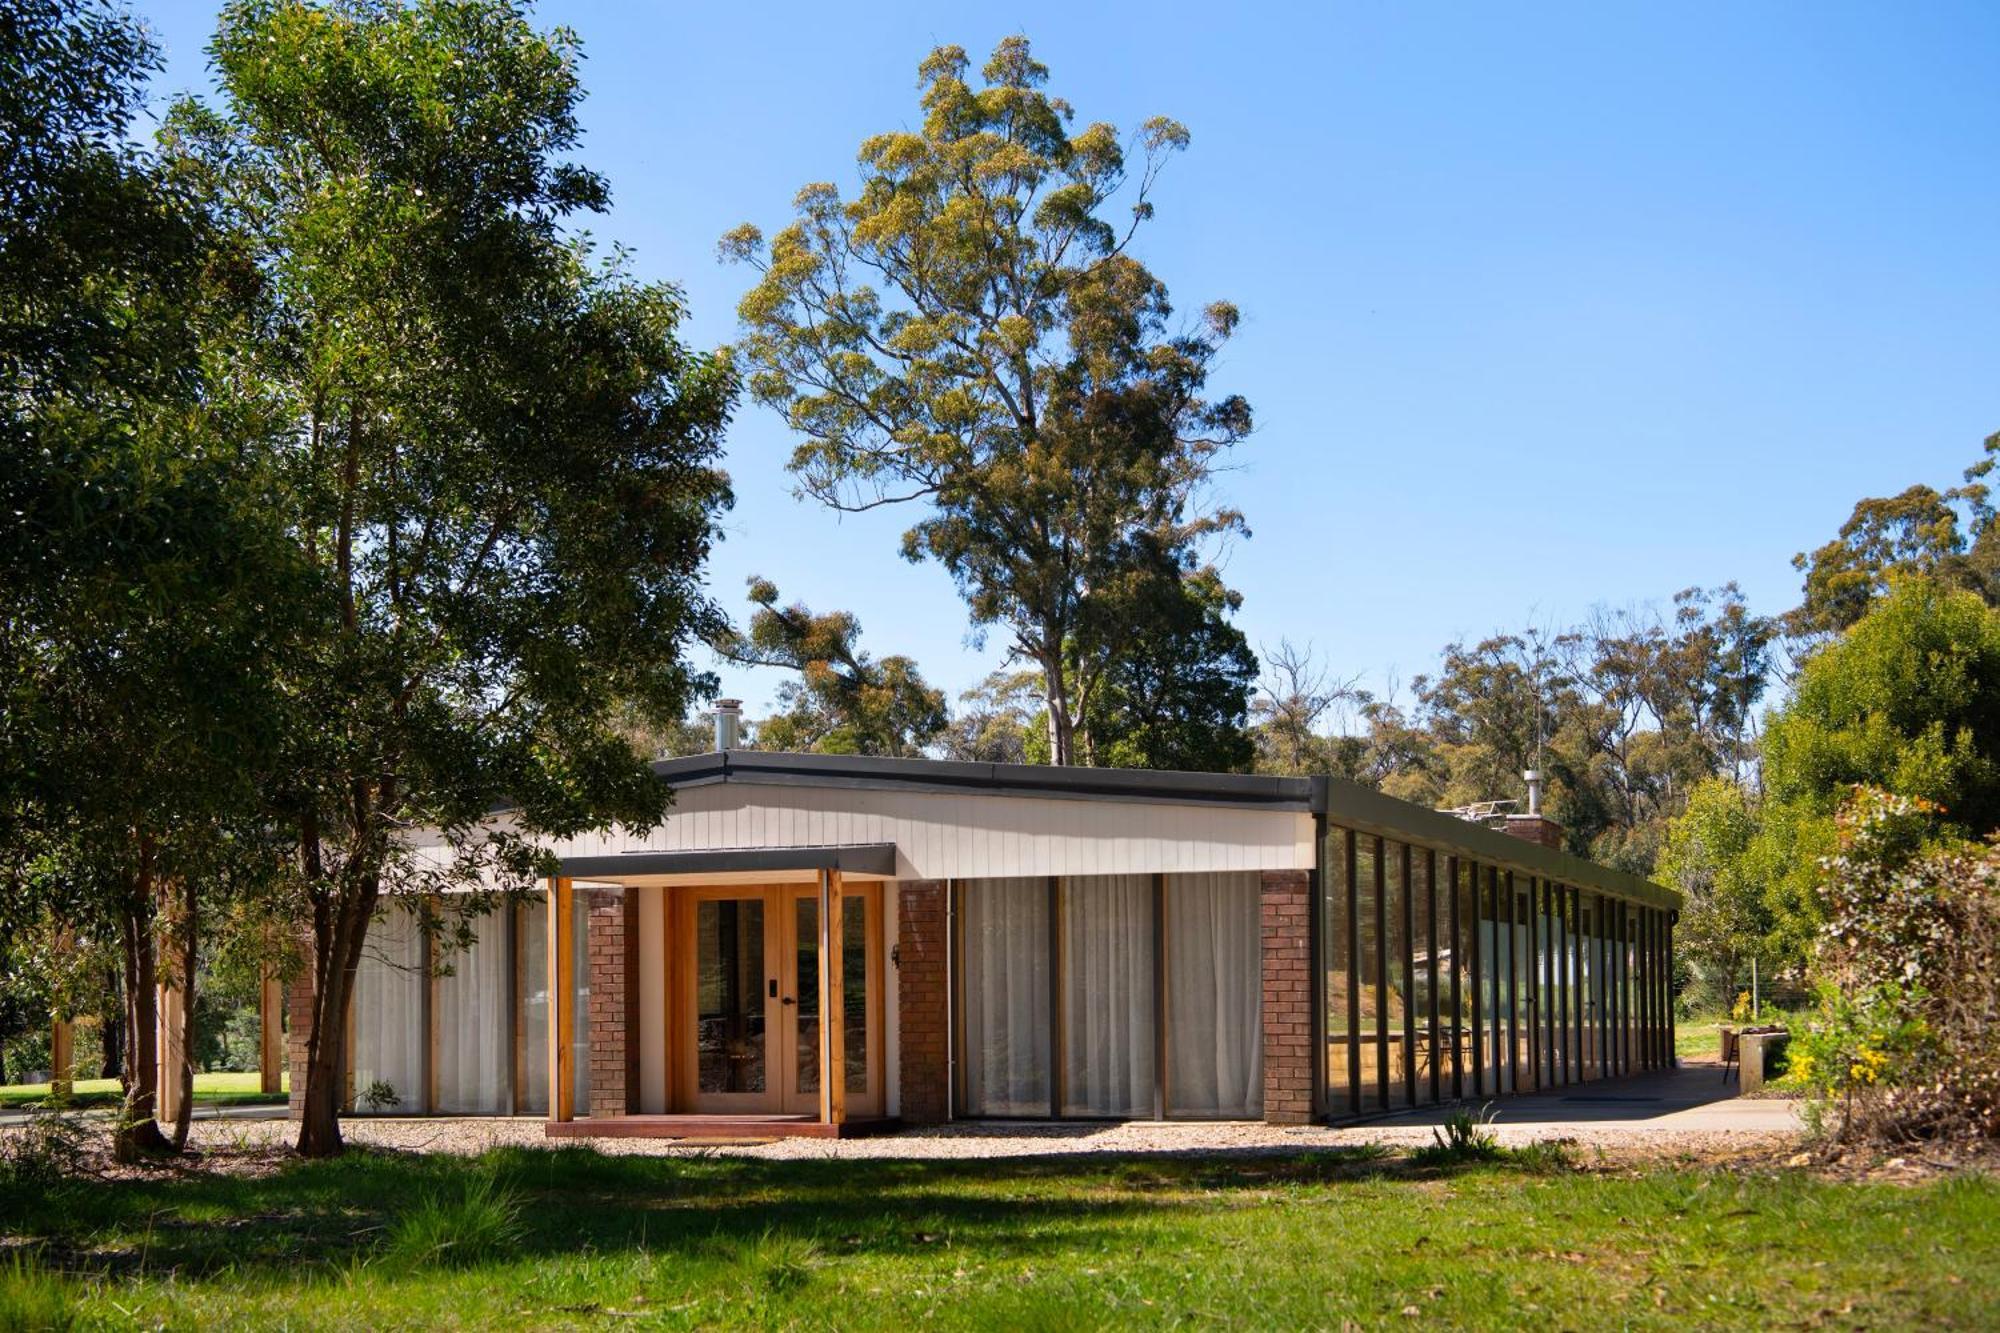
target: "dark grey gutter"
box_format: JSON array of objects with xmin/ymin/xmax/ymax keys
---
[
  {"xmin": 559, "ymin": 843, "xmax": 898, "ymax": 880},
  {"xmin": 650, "ymin": 750, "xmax": 1314, "ymax": 810},
  {"xmin": 641, "ymin": 751, "xmax": 1677, "ymax": 910}
]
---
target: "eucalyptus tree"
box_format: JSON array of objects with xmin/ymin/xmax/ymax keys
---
[
  {"xmin": 720, "ymin": 578, "xmax": 948, "ymax": 757},
  {"xmin": 171, "ymin": 0, "xmax": 735, "ymax": 1156},
  {"xmin": 723, "ymin": 36, "xmax": 1251, "ymax": 765}
]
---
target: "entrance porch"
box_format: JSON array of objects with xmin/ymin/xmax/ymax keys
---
[{"xmin": 543, "ymin": 844, "xmax": 898, "ymax": 1140}]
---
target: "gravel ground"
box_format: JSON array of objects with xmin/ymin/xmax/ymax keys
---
[{"xmin": 172, "ymin": 1112, "xmax": 1803, "ymax": 1166}]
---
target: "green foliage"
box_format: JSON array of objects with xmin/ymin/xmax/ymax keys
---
[
  {"xmin": 941, "ymin": 670, "xmax": 1042, "ymax": 764},
  {"xmin": 380, "ymin": 1173, "xmax": 525, "ymax": 1271},
  {"xmin": 1790, "ymin": 433, "xmax": 2000, "ymax": 638},
  {"xmin": 1080, "ymin": 562, "xmax": 1257, "ymax": 772},
  {"xmin": 1800, "ymin": 787, "xmax": 2000, "ymax": 1143},
  {"xmin": 1256, "ymin": 585, "xmax": 1772, "ymax": 874},
  {"xmin": 1766, "ymin": 580, "xmax": 2000, "ymax": 834},
  {"xmin": 166, "ymin": 0, "xmax": 736, "ymax": 1152},
  {"xmin": 1659, "ymin": 778, "xmax": 1779, "ymax": 1003},
  {"xmin": 0, "ymin": 1106, "xmax": 89, "ymax": 1191},
  {"xmin": 721, "ymin": 578, "xmax": 947, "ymax": 757},
  {"xmin": 1409, "ymin": 1107, "xmax": 1504, "ymax": 1167},
  {"xmin": 0, "ymin": 1251, "xmax": 83, "ymax": 1333},
  {"xmin": 725, "ymin": 36, "xmax": 1251, "ymax": 766}
]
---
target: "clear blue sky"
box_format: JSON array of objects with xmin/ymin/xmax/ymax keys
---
[{"xmin": 134, "ymin": 1, "xmax": 2000, "ymax": 718}]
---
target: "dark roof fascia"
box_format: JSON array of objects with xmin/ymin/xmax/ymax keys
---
[
  {"xmin": 649, "ymin": 750, "xmax": 1316, "ymax": 811},
  {"xmin": 640, "ymin": 752, "xmax": 1676, "ymax": 910},
  {"xmin": 1311, "ymin": 775, "xmax": 1681, "ymax": 912},
  {"xmin": 560, "ymin": 843, "xmax": 898, "ymax": 880}
]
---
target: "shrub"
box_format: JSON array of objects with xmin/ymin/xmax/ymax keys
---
[
  {"xmin": 1410, "ymin": 1107, "xmax": 1504, "ymax": 1167},
  {"xmin": 359, "ymin": 1080, "xmax": 401, "ymax": 1114},
  {"xmin": 0, "ymin": 1108, "xmax": 90, "ymax": 1191},
  {"xmin": 1803, "ymin": 787, "xmax": 2000, "ymax": 1144},
  {"xmin": 380, "ymin": 1173, "xmax": 524, "ymax": 1271}
]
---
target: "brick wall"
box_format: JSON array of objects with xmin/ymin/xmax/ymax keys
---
[
  {"xmin": 1261, "ymin": 869, "xmax": 1313, "ymax": 1125},
  {"xmin": 1502, "ymin": 814, "xmax": 1565, "ymax": 849},
  {"xmin": 285, "ymin": 946, "xmax": 315, "ymax": 1121},
  {"xmin": 897, "ymin": 880, "xmax": 950, "ymax": 1124},
  {"xmin": 586, "ymin": 888, "xmax": 638, "ymax": 1119}
]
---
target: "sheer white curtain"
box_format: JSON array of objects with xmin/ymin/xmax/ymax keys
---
[
  {"xmin": 514, "ymin": 891, "xmax": 590, "ymax": 1115},
  {"xmin": 351, "ymin": 902, "xmax": 424, "ymax": 1114},
  {"xmin": 436, "ymin": 908, "xmax": 508, "ymax": 1113},
  {"xmin": 519, "ymin": 900, "xmax": 548, "ymax": 1115},
  {"xmin": 961, "ymin": 878, "xmax": 1050, "ymax": 1115},
  {"xmin": 1063, "ymin": 875, "xmax": 1155, "ymax": 1117},
  {"xmin": 1167, "ymin": 873, "xmax": 1263, "ymax": 1118}
]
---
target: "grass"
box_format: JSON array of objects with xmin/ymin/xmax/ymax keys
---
[
  {"xmin": 0, "ymin": 1071, "xmax": 285, "ymax": 1111},
  {"xmin": 0, "ymin": 1143, "xmax": 1995, "ymax": 1328}
]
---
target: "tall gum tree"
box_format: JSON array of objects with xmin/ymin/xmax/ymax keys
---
[
  {"xmin": 170, "ymin": 0, "xmax": 735, "ymax": 1156},
  {"xmin": 3, "ymin": 0, "xmax": 298, "ymax": 1159},
  {"xmin": 722, "ymin": 36, "xmax": 1251, "ymax": 765}
]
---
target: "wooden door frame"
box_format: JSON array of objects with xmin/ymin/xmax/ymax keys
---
[{"xmin": 669, "ymin": 880, "xmax": 885, "ymax": 1119}]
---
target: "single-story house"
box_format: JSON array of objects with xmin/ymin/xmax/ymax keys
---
[{"xmin": 289, "ymin": 739, "xmax": 1680, "ymax": 1136}]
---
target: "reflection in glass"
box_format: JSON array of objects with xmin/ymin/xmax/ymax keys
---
[{"xmin": 696, "ymin": 898, "xmax": 766, "ymax": 1094}]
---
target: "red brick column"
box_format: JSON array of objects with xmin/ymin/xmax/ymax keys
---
[
  {"xmin": 285, "ymin": 942, "xmax": 316, "ymax": 1121},
  {"xmin": 897, "ymin": 880, "xmax": 950, "ymax": 1124},
  {"xmin": 1261, "ymin": 869, "xmax": 1313, "ymax": 1125},
  {"xmin": 586, "ymin": 888, "xmax": 638, "ymax": 1119}
]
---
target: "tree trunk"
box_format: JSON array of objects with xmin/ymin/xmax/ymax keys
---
[
  {"xmin": 294, "ymin": 872, "xmax": 377, "ymax": 1158},
  {"xmin": 1041, "ymin": 648, "xmax": 1074, "ymax": 766},
  {"xmin": 114, "ymin": 846, "xmax": 172, "ymax": 1161},
  {"xmin": 169, "ymin": 874, "xmax": 197, "ymax": 1151}
]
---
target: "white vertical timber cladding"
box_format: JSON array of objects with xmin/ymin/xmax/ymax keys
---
[
  {"xmin": 636, "ymin": 886, "xmax": 667, "ymax": 1114},
  {"xmin": 546, "ymin": 785, "xmax": 1314, "ymax": 879}
]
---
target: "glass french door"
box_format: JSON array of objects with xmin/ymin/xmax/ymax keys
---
[{"xmin": 678, "ymin": 884, "xmax": 880, "ymax": 1117}]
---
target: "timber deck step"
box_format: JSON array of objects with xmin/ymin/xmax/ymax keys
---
[{"xmin": 544, "ymin": 1115, "xmax": 900, "ymax": 1141}]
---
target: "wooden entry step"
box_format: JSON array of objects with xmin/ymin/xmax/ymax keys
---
[{"xmin": 544, "ymin": 1114, "xmax": 900, "ymax": 1141}]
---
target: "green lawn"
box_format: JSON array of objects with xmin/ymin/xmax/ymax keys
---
[
  {"xmin": 2, "ymin": 1146, "xmax": 1994, "ymax": 1329},
  {"xmin": 0, "ymin": 1070, "xmax": 285, "ymax": 1110}
]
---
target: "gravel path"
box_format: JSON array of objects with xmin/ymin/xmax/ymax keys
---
[{"xmin": 177, "ymin": 1106, "xmax": 1802, "ymax": 1165}]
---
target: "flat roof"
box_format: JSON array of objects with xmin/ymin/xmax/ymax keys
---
[{"xmin": 649, "ymin": 751, "xmax": 1680, "ymax": 911}]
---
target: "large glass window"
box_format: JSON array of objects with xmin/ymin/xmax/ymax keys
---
[
  {"xmin": 515, "ymin": 889, "xmax": 588, "ymax": 1117},
  {"xmin": 1357, "ymin": 836, "xmax": 1383, "ymax": 1108},
  {"xmin": 351, "ymin": 901, "xmax": 425, "ymax": 1113},
  {"xmin": 961, "ymin": 878, "xmax": 1053, "ymax": 1116},
  {"xmin": 435, "ymin": 908, "xmax": 509, "ymax": 1114},
  {"xmin": 1384, "ymin": 841, "xmax": 1409, "ymax": 1109},
  {"xmin": 1323, "ymin": 828, "xmax": 1354, "ymax": 1115},
  {"xmin": 1167, "ymin": 873, "xmax": 1262, "ymax": 1118},
  {"xmin": 1062, "ymin": 875, "xmax": 1156, "ymax": 1117},
  {"xmin": 1413, "ymin": 848, "xmax": 1437, "ymax": 1105}
]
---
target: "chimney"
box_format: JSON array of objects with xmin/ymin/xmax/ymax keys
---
[
  {"xmin": 712, "ymin": 699, "xmax": 742, "ymax": 752},
  {"xmin": 1503, "ymin": 768, "xmax": 1565, "ymax": 849}
]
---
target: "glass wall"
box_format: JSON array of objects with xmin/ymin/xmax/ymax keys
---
[
  {"xmin": 351, "ymin": 888, "xmax": 587, "ymax": 1118},
  {"xmin": 1062, "ymin": 875, "xmax": 1156, "ymax": 1117},
  {"xmin": 1323, "ymin": 827, "xmax": 1354, "ymax": 1115},
  {"xmin": 1316, "ymin": 819, "xmax": 1677, "ymax": 1120},
  {"xmin": 1167, "ymin": 874, "xmax": 1263, "ymax": 1118},
  {"xmin": 960, "ymin": 877, "xmax": 1052, "ymax": 1116},
  {"xmin": 956, "ymin": 872, "xmax": 1261, "ymax": 1119},
  {"xmin": 435, "ymin": 907, "xmax": 510, "ymax": 1114},
  {"xmin": 351, "ymin": 902, "xmax": 424, "ymax": 1113}
]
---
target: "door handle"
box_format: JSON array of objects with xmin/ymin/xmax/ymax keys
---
[{"xmin": 781, "ymin": 996, "xmax": 796, "ymax": 1006}]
